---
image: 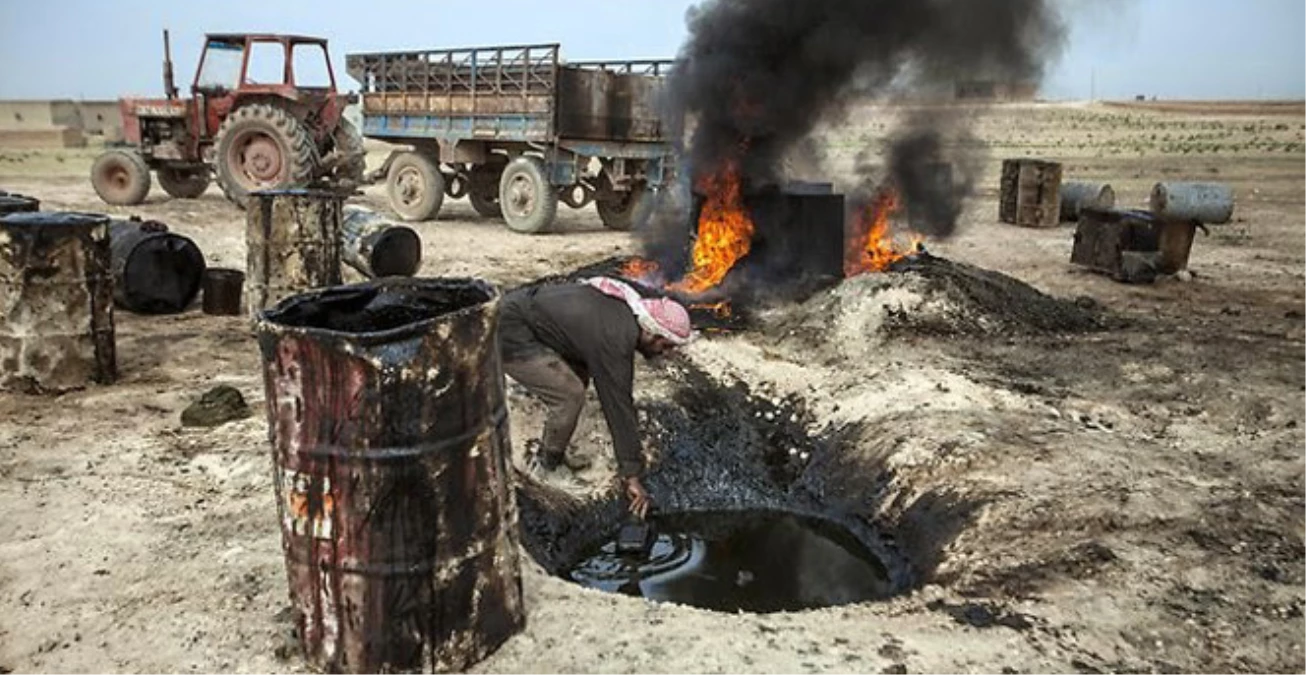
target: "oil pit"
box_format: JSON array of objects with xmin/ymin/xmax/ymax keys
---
[{"xmin": 566, "ymin": 510, "xmax": 894, "ymax": 613}]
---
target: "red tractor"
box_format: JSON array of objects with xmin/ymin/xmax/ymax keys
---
[{"xmin": 91, "ymin": 31, "xmax": 365, "ymax": 207}]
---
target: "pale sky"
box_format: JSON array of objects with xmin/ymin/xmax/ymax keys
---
[{"xmin": 0, "ymin": 0, "xmax": 1301, "ymax": 101}]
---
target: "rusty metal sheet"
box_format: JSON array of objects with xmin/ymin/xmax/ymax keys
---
[
  {"xmin": 256, "ymin": 277, "xmax": 524, "ymax": 673},
  {"xmin": 0, "ymin": 212, "xmax": 116, "ymax": 393}
]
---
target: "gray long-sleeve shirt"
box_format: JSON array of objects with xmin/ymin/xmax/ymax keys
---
[{"xmin": 499, "ymin": 283, "xmax": 643, "ymax": 476}]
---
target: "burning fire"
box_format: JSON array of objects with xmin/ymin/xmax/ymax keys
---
[
  {"xmin": 844, "ymin": 186, "xmax": 923, "ymax": 277},
  {"xmin": 620, "ymin": 257, "xmax": 661, "ymax": 280},
  {"xmin": 689, "ymin": 301, "xmax": 732, "ymax": 318},
  {"xmin": 667, "ymin": 160, "xmax": 755, "ymax": 295}
]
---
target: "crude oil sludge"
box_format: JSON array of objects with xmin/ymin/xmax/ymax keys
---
[
  {"xmin": 0, "ymin": 211, "xmax": 116, "ymax": 393},
  {"xmin": 255, "ymin": 277, "xmax": 523, "ymax": 673}
]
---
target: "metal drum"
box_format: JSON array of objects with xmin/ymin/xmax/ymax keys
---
[
  {"xmin": 1059, "ymin": 182, "xmax": 1116, "ymax": 222},
  {"xmin": 255, "ymin": 277, "xmax": 524, "ymax": 673},
  {"xmin": 201, "ymin": 268, "xmax": 245, "ymax": 315},
  {"xmin": 109, "ymin": 218, "xmax": 206, "ymax": 314},
  {"xmin": 244, "ymin": 188, "xmax": 344, "ymax": 319},
  {"xmin": 1150, "ymin": 182, "xmax": 1234, "ymax": 224},
  {"xmin": 999, "ymin": 158, "xmax": 1062, "ymax": 228},
  {"xmin": 0, "ymin": 191, "xmax": 40, "ymax": 216},
  {"xmin": 0, "ymin": 211, "xmax": 116, "ymax": 393},
  {"xmin": 341, "ymin": 205, "xmax": 422, "ymax": 278}
]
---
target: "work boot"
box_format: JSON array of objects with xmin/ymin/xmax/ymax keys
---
[
  {"xmin": 563, "ymin": 452, "xmax": 594, "ymax": 472},
  {"xmin": 526, "ymin": 452, "xmax": 580, "ymax": 490}
]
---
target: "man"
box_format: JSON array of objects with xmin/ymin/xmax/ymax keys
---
[{"xmin": 498, "ymin": 276, "xmax": 693, "ymax": 518}]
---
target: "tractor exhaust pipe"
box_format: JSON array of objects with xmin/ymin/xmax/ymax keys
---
[{"xmin": 163, "ymin": 29, "xmax": 178, "ymax": 100}]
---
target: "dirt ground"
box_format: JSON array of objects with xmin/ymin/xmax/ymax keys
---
[{"xmin": 0, "ymin": 101, "xmax": 1302, "ymax": 674}]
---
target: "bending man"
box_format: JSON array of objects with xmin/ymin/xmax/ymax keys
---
[{"xmin": 499, "ymin": 276, "xmax": 692, "ymax": 517}]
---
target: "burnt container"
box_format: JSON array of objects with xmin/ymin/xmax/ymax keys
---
[
  {"xmin": 0, "ymin": 211, "xmax": 116, "ymax": 393},
  {"xmin": 255, "ymin": 277, "xmax": 524, "ymax": 673},
  {"xmin": 202, "ymin": 268, "xmax": 245, "ymax": 315},
  {"xmin": 109, "ymin": 218, "xmax": 206, "ymax": 314},
  {"xmin": 0, "ymin": 191, "xmax": 40, "ymax": 216},
  {"xmin": 341, "ymin": 205, "xmax": 422, "ymax": 278},
  {"xmin": 999, "ymin": 158, "xmax": 1062, "ymax": 228},
  {"xmin": 245, "ymin": 188, "xmax": 344, "ymax": 319},
  {"xmin": 1070, "ymin": 207, "xmax": 1163, "ymax": 283}
]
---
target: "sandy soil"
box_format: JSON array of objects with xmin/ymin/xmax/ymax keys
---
[{"xmin": 0, "ymin": 102, "xmax": 1302, "ymax": 674}]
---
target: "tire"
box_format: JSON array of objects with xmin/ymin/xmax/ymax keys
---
[
  {"xmin": 329, "ymin": 118, "xmax": 366, "ymax": 184},
  {"xmin": 385, "ymin": 151, "xmax": 444, "ymax": 221},
  {"xmin": 467, "ymin": 164, "xmax": 504, "ymax": 218},
  {"xmin": 213, "ymin": 104, "xmax": 317, "ymax": 208},
  {"xmin": 596, "ymin": 182, "xmax": 653, "ymax": 231},
  {"xmin": 498, "ymin": 156, "xmax": 558, "ymax": 234},
  {"xmin": 156, "ymin": 166, "xmax": 211, "ymax": 199},
  {"xmin": 91, "ymin": 149, "xmax": 151, "ymax": 205}
]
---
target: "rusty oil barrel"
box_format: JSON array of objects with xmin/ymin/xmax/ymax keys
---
[
  {"xmin": 109, "ymin": 218, "xmax": 206, "ymax": 314},
  {"xmin": 999, "ymin": 158, "xmax": 1062, "ymax": 228},
  {"xmin": 1059, "ymin": 182, "xmax": 1116, "ymax": 222},
  {"xmin": 202, "ymin": 268, "xmax": 245, "ymax": 315},
  {"xmin": 341, "ymin": 204, "xmax": 422, "ymax": 278},
  {"xmin": 1150, "ymin": 182, "xmax": 1234, "ymax": 224},
  {"xmin": 255, "ymin": 277, "xmax": 524, "ymax": 673},
  {"xmin": 0, "ymin": 211, "xmax": 116, "ymax": 393},
  {"xmin": 0, "ymin": 191, "xmax": 40, "ymax": 215},
  {"xmin": 244, "ymin": 188, "xmax": 344, "ymax": 320}
]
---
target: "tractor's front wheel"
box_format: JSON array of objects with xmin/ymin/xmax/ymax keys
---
[
  {"xmin": 213, "ymin": 104, "xmax": 317, "ymax": 208},
  {"xmin": 157, "ymin": 166, "xmax": 211, "ymax": 199},
  {"xmin": 90, "ymin": 149, "xmax": 151, "ymax": 206}
]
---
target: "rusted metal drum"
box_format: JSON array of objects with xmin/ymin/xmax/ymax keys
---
[
  {"xmin": 1059, "ymin": 182, "xmax": 1116, "ymax": 222},
  {"xmin": 202, "ymin": 268, "xmax": 245, "ymax": 315},
  {"xmin": 0, "ymin": 191, "xmax": 40, "ymax": 215},
  {"xmin": 245, "ymin": 188, "xmax": 344, "ymax": 319},
  {"xmin": 999, "ymin": 158, "xmax": 1062, "ymax": 228},
  {"xmin": 255, "ymin": 277, "xmax": 524, "ymax": 673},
  {"xmin": 1150, "ymin": 182, "xmax": 1234, "ymax": 224},
  {"xmin": 341, "ymin": 205, "xmax": 422, "ymax": 278},
  {"xmin": 109, "ymin": 218, "xmax": 206, "ymax": 314},
  {"xmin": 0, "ymin": 211, "xmax": 116, "ymax": 393}
]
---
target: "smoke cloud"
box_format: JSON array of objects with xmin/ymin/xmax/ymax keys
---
[{"xmin": 646, "ymin": 0, "xmax": 1067, "ymax": 249}]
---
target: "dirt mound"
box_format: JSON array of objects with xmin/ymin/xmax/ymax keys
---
[{"xmin": 764, "ymin": 253, "xmax": 1107, "ymax": 359}]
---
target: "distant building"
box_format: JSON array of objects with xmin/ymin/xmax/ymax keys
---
[
  {"xmin": 0, "ymin": 99, "xmax": 123, "ymax": 148},
  {"xmin": 954, "ymin": 80, "xmax": 1038, "ymax": 101}
]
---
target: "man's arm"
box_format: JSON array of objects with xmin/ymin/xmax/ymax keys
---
[{"xmin": 588, "ymin": 343, "xmax": 643, "ymax": 478}]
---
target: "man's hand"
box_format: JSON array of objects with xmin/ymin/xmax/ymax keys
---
[{"xmin": 622, "ymin": 476, "xmax": 651, "ymax": 520}]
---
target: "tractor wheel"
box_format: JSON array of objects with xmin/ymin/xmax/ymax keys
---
[
  {"xmin": 499, "ymin": 156, "xmax": 557, "ymax": 234},
  {"xmin": 156, "ymin": 166, "xmax": 211, "ymax": 199},
  {"xmin": 213, "ymin": 104, "xmax": 317, "ymax": 208},
  {"xmin": 329, "ymin": 118, "xmax": 367, "ymax": 184},
  {"xmin": 596, "ymin": 180, "xmax": 653, "ymax": 232},
  {"xmin": 467, "ymin": 164, "xmax": 504, "ymax": 218},
  {"xmin": 91, "ymin": 149, "xmax": 151, "ymax": 206},
  {"xmin": 385, "ymin": 151, "xmax": 444, "ymax": 221}
]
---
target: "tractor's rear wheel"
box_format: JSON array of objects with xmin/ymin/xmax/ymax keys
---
[
  {"xmin": 91, "ymin": 149, "xmax": 151, "ymax": 206},
  {"xmin": 385, "ymin": 151, "xmax": 444, "ymax": 222},
  {"xmin": 156, "ymin": 166, "xmax": 211, "ymax": 199},
  {"xmin": 499, "ymin": 156, "xmax": 557, "ymax": 234},
  {"xmin": 329, "ymin": 118, "xmax": 366, "ymax": 184},
  {"xmin": 213, "ymin": 104, "xmax": 317, "ymax": 208}
]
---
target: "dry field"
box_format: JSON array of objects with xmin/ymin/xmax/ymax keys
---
[{"xmin": 0, "ymin": 101, "xmax": 1302, "ymax": 673}]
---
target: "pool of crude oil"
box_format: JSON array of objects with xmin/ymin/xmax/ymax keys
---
[{"xmin": 566, "ymin": 510, "xmax": 893, "ymax": 613}]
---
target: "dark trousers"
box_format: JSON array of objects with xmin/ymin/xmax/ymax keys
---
[{"xmin": 503, "ymin": 351, "xmax": 589, "ymax": 462}]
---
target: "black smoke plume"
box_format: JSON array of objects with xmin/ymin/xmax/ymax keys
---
[{"xmin": 644, "ymin": 0, "xmax": 1066, "ymax": 253}]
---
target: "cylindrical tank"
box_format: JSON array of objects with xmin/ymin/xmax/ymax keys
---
[
  {"xmin": 1059, "ymin": 182, "xmax": 1116, "ymax": 222},
  {"xmin": 341, "ymin": 205, "xmax": 422, "ymax": 278},
  {"xmin": 202, "ymin": 268, "xmax": 245, "ymax": 316},
  {"xmin": 244, "ymin": 188, "xmax": 344, "ymax": 319},
  {"xmin": 0, "ymin": 211, "xmax": 116, "ymax": 393},
  {"xmin": 109, "ymin": 218, "xmax": 206, "ymax": 314},
  {"xmin": 0, "ymin": 191, "xmax": 40, "ymax": 216},
  {"xmin": 255, "ymin": 277, "xmax": 524, "ymax": 673},
  {"xmin": 999, "ymin": 158, "xmax": 1062, "ymax": 228},
  {"xmin": 1149, "ymin": 182, "xmax": 1234, "ymax": 224}
]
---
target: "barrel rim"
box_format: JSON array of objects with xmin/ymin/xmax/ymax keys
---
[
  {"xmin": 203, "ymin": 267, "xmax": 247, "ymax": 282},
  {"xmin": 255, "ymin": 277, "xmax": 500, "ymax": 343},
  {"xmin": 0, "ymin": 211, "xmax": 111, "ymax": 227},
  {"xmin": 250, "ymin": 187, "xmax": 348, "ymax": 199}
]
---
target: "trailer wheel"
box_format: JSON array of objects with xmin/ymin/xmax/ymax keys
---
[
  {"xmin": 386, "ymin": 152, "xmax": 445, "ymax": 222},
  {"xmin": 499, "ymin": 156, "xmax": 557, "ymax": 234},
  {"xmin": 596, "ymin": 182, "xmax": 653, "ymax": 231},
  {"xmin": 156, "ymin": 166, "xmax": 211, "ymax": 199},
  {"xmin": 468, "ymin": 164, "xmax": 503, "ymax": 218},
  {"xmin": 91, "ymin": 149, "xmax": 151, "ymax": 206}
]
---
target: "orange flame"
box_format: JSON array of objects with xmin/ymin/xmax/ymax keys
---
[
  {"xmin": 844, "ymin": 186, "xmax": 922, "ymax": 276},
  {"xmin": 620, "ymin": 257, "xmax": 661, "ymax": 280},
  {"xmin": 668, "ymin": 160, "xmax": 754, "ymax": 295},
  {"xmin": 690, "ymin": 301, "xmax": 732, "ymax": 318}
]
